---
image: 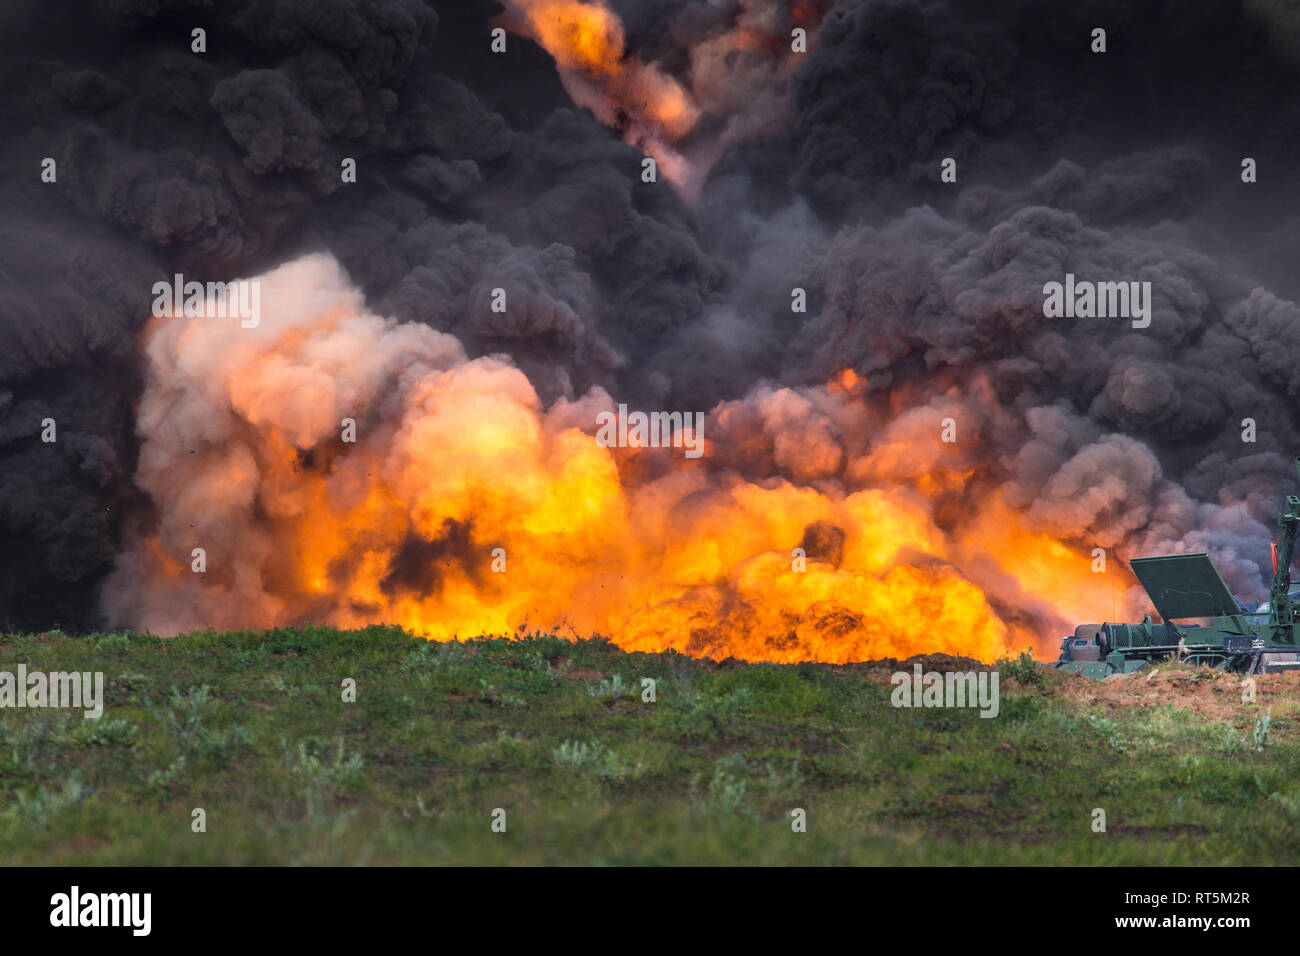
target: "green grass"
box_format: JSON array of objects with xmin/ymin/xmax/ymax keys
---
[{"xmin": 0, "ymin": 625, "xmax": 1295, "ymax": 864}]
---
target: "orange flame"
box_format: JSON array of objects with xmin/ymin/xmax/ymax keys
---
[
  {"xmin": 530, "ymin": 2, "xmax": 624, "ymax": 77},
  {"xmin": 500, "ymin": 1, "xmax": 697, "ymax": 149},
  {"xmin": 497, "ymin": 0, "xmax": 820, "ymax": 195},
  {"xmin": 108, "ymin": 256, "xmax": 1127, "ymax": 664}
]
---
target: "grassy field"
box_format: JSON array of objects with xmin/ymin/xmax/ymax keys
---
[{"xmin": 1, "ymin": 625, "xmax": 1299, "ymax": 865}]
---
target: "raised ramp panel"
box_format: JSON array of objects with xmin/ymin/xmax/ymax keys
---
[{"xmin": 1129, "ymin": 553, "xmax": 1240, "ymax": 621}]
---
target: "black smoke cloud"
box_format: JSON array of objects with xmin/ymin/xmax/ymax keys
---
[{"xmin": 1, "ymin": 0, "xmax": 1299, "ymax": 631}]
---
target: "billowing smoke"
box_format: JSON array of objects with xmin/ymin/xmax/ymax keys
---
[
  {"xmin": 110, "ymin": 252, "xmax": 1115, "ymax": 662},
  {"xmin": 2, "ymin": 0, "xmax": 1299, "ymax": 660}
]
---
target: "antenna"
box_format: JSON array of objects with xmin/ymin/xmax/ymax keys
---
[{"xmin": 1107, "ymin": 497, "xmax": 1116, "ymax": 623}]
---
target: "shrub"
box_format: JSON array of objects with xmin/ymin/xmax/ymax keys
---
[
  {"xmin": 552, "ymin": 739, "xmax": 630, "ymax": 780},
  {"xmin": 73, "ymin": 717, "xmax": 138, "ymax": 748},
  {"xmin": 95, "ymin": 633, "xmax": 132, "ymax": 655},
  {"xmin": 283, "ymin": 737, "xmax": 365, "ymax": 818},
  {"xmin": 997, "ymin": 649, "xmax": 1043, "ymax": 686},
  {"xmin": 145, "ymin": 685, "xmax": 211, "ymax": 752}
]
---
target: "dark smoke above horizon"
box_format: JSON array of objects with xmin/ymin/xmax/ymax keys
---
[{"xmin": 2, "ymin": 0, "xmax": 1299, "ymax": 638}]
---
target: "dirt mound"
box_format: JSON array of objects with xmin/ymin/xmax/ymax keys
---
[{"xmin": 1055, "ymin": 664, "xmax": 1300, "ymax": 722}]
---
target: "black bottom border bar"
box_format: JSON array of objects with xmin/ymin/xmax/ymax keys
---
[{"xmin": 0, "ymin": 866, "xmax": 1269, "ymax": 942}]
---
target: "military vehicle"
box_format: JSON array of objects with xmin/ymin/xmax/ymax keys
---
[{"xmin": 1056, "ymin": 457, "xmax": 1300, "ymax": 677}]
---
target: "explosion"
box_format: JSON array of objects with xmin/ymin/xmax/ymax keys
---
[
  {"xmin": 108, "ymin": 255, "xmax": 1127, "ymax": 663},
  {"xmin": 5, "ymin": 1, "xmax": 1299, "ymax": 663},
  {"xmin": 498, "ymin": 0, "xmax": 815, "ymax": 194}
]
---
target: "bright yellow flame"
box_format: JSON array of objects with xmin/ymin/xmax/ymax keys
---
[
  {"xmin": 119, "ymin": 256, "xmax": 1121, "ymax": 665},
  {"xmin": 519, "ymin": 1, "xmax": 625, "ymax": 76}
]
